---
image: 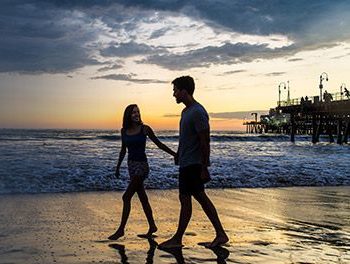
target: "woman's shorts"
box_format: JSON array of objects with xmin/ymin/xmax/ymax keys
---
[{"xmin": 127, "ymin": 160, "xmax": 149, "ymax": 179}]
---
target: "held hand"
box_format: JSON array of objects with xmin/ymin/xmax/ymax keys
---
[
  {"xmin": 115, "ymin": 168, "xmax": 120, "ymax": 178},
  {"xmin": 174, "ymin": 153, "xmax": 179, "ymax": 165},
  {"xmin": 200, "ymin": 167, "xmax": 211, "ymax": 184}
]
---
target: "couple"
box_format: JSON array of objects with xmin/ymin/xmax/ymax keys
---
[{"xmin": 108, "ymin": 76, "xmax": 229, "ymax": 248}]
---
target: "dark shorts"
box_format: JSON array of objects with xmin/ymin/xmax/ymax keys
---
[
  {"xmin": 128, "ymin": 160, "xmax": 149, "ymax": 180},
  {"xmin": 179, "ymin": 164, "xmax": 204, "ymax": 195}
]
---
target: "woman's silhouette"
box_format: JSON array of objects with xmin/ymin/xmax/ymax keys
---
[{"xmin": 109, "ymin": 104, "xmax": 176, "ymax": 240}]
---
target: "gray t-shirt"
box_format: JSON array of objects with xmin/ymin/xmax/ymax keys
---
[{"xmin": 178, "ymin": 102, "xmax": 210, "ymax": 168}]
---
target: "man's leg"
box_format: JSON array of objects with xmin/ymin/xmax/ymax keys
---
[
  {"xmin": 193, "ymin": 191, "xmax": 229, "ymax": 247},
  {"xmin": 158, "ymin": 193, "xmax": 192, "ymax": 248}
]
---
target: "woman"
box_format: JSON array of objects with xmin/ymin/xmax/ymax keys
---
[{"xmin": 108, "ymin": 104, "xmax": 176, "ymax": 240}]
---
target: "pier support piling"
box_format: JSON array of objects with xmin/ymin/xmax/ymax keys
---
[
  {"xmin": 343, "ymin": 120, "xmax": 350, "ymax": 144},
  {"xmin": 337, "ymin": 118, "xmax": 343, "ymax": 145},
  {"xmin": 290, "ymin": 113, "xmax": 295, "ymax": 143}
]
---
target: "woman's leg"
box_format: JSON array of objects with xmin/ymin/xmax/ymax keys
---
[
  {"xmin": 108, "ymin": 176, "xmax": 142, "ymax": 240},
  {"xmin": 137, "ymin": 184, "xmax": 157, "ymax": 234}
]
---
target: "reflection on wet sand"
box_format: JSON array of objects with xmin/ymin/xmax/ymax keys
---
[
  {"xmin": 110, "ymin": 238, "xmax": 230, "ymax": 264},
  {"xmin": 109, "ymin": 237, "xmax": 157, "ymax": 264},
  {"xmin": 159, "ymin": 246, "xmax": 185, "ymax": 264},
  {"xmin": 0, "ymin": 187, "xmax": 349, "ymax": 263}
]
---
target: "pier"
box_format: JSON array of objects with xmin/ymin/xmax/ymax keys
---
[{"xmin": 244, "ymin": 77, "xmax": 350, "ymax": 144}]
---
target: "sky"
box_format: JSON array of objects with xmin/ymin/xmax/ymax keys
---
[{"xmin": 1, "ymin": 0, "xmax": 350, "ymax": 130}]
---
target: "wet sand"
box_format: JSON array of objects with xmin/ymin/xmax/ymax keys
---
[{"xmin": 0, "ymin": 187, "xmax": 349, "ymax": 264}]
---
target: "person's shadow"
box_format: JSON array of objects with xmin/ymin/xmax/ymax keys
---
[
  {"xmin": 158, "ymin": 246, "xmax": 185, "ymax": 264},
  {"xmin": 210, "ymin": 246, "xmax": 230, "ymax": 264},
  {"xmin": 197, "ymin": 242, "xmax": 230, "ymax": 264},
  {"xmin": 109, "ymin": 237, "xmax": 158, "ymax": 264},
  {"xmin": 159, "ymin": 245, "xmax": 230, "ymax": 264}
]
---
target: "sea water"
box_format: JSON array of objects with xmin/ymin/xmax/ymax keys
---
[{"xmin": 0, "ymin": 129, "xmax": 349, "ymax": 194}]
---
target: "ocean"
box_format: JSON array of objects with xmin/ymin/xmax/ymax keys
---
[{"xmin": 0, "ymin": 129, "xmax": 349, "ymax": 194}]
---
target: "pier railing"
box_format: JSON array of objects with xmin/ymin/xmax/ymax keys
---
[{"xmin": 278, "ymin": 92, "xmax": 348, "ymax": 107}]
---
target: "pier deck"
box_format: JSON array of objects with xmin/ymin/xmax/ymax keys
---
[{"xmin": 244, "ymin": 97, "xmax": 350, "ymax": 144}]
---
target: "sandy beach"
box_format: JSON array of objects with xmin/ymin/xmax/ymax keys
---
[{"xmin": 0, "ymin": 186, "xmax": 349, "ymax": 264}]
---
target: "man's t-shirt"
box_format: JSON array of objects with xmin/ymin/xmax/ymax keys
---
[{"xmin": 178, "ymin": 102, "xmax": 209, "ymax": 168}]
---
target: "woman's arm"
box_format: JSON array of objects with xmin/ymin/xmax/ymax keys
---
[
  {"xmin": 115, "ymin": 131, "xmax": 127, "ymax": 177},
  {"xmin": 144, "ymin": 125, "xmax": 176, "ymax": 157}
]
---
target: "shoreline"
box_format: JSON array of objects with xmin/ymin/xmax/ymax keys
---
[
  {"xmin": 1, "ymin": 184, "xmax": 350, "ymax": 197},
  {"xmin": 0, "ymin": 186, "xmax": 349, "ymax": 263}
]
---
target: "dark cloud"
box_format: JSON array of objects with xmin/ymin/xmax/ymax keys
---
[
  {"xmin": 265, "ymin": 72, "xmax": 286, "ymax": 77},
  {"xmin": 140, "ymin": 43, "xmax": 295, "ymax": 70},
  {"xmin": 100, "ymin": 41, "xmax": 167, "ymax": 58},
  {"xmin": 91, "ymin": 73, "xmax": 167, "ymax": 84},
  {"xmin": 1, "ymin": 0, "xmax": 350, "ymax": 74},
  {"xmin": 218, "ymin": 70, "xmax": 247, "ymax": 76},
  {"xmin": 97, "ymin": 63, "xmax": 124, "ymax": 72},
  {"xmin": 288, "ymin": 58, "xmax": 303, "ymax": 62},
  {"xmin": 149, "ymin": 28, "xmax": 171, "ymax": 39},
  {"xmin": 0, "ymin": 0, "xmax": 101, "ymax": 73}
]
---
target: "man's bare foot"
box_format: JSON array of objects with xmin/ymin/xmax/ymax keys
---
[
  {"xmin": 158, "ymin": 237, "xmax": 183, "ymax": 249},
  {"xmin": 108, "ymin": 229, "xmax": 124, "ymax": 240},
  {"xmin": 206, "ymin": 234, "xmax": 229, "ymax": 248}
]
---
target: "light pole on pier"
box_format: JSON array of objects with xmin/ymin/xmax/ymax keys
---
[
  {"xmin": 319, "ymin": 72, "xmax": 328, "ymax": 102},
  {"xmin": 287, "ymin": 81, "xmax": 290, "ymax": 104},
  {"xmin": 340, "ymin": 83, "xmax": 346, "ymax": 100},
  {"xmin": 278, "ymin": 82, "xmax": 286, "ymax": 107}
]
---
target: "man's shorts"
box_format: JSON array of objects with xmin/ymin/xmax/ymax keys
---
[{"xmin": 179, "ymin": 164, "xmax": 204, "ymax": 195}]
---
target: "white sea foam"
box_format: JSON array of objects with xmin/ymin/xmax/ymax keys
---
[{"xmin": 0, "ymin": 129, "xmax": 349, "ymax": 194}]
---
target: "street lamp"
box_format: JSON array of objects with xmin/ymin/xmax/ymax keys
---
[
  {"xmin": 251, "ymin": 112, "xmax": 258, "ymax": 122},
  {"xmin": 319, "ymin": 72, "xmax": 328, "ymax": 102},
  {"xmin": 287, "ymin": 80, "xmax": 290, "ymax": 104},
  {"xmin": 340, "ymin": 83, "xmax": 346, "ymax": 100},
  {"xmin": 278, "ymin": 82, "xmax": 286, "ymax": 107}
]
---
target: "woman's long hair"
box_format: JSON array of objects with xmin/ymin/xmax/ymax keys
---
[{"xmin": 122, "ymin": 104, "xmax": 142, "ymax": 130}]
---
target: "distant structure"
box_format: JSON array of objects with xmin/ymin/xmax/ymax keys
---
[{"xmin": 244, "ymin": 75, "xmax": 350, "ymax": 144}]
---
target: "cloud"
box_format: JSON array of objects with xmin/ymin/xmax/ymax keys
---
[
  {"xmin": 0, "ymin": 1, "xmax": 102, "ymax": 73},
  {"xmin": 163, "ymin": 114, "xmax": 180, "ymax": 118},
  {"xmin": 164, "ymin": 111, "xmax": 269, "ymax": 119},
  {"xmin": 218, "ymin": 70, "xmax": 247, "ymax": 76},
  {"xmin": 91, "ymin": 73, "xmax": 168, "ymax": 84},
  {"xmin": 265, "ymin": 72, "xmax": 286, "ymax": 77},
  {"xmin": 209, "ymin": 110, "xmax": 269, "ymax": 120},
  {"xmin": 140, "ymin": 42, "xmax": 289, "ymax": 70},
  {"xmin": 97, "ymin": 63, "xmax": 124, "ymax": 72},
  {"xmin": 288, "ymin": 58, "xmax": 303, "ymax": 62},
  {"xmin": 1, "ymin": 0, "xmax": 350, "ymax": 74},
  {"xmin": 100, "ymin": 41, "xmax": 167, "ymax": 58}
]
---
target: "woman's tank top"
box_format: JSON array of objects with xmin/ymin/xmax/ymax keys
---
[{"xmin": 122, "ymin": 126, "xmax": 147, "ymax": 162}]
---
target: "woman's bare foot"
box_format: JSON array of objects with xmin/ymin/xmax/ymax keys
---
[
  {"xmin": 138, "ymin": 225, "xmax": 158, "ymax": 238},
  {"xmin": 108, "ymin": 229, "xmax": 124, "ymax": 240},
  {"xmin": 147, "ymin": 225, "xmax": 158, "ymax": 235},
  {"xmin": 206, "ymin": 234, "xmax": 229, "ymax": 248},
  {"xmin": 158, "ymin": 237, "xmax": 183, "ymax": 249}
]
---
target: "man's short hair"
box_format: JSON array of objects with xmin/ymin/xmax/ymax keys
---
[{"xmin": 172, "ymin": 76, "xmax": 195, "ymax": 95}]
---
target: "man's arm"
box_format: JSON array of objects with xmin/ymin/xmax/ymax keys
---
[{"xmin": 198, "ymin": 128, "xmax": 211, "ymax": 183}]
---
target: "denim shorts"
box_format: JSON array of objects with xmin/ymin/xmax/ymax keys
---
[{"xmin": 128, "ymin": 160, "xmax": 149, "ymax": 179}]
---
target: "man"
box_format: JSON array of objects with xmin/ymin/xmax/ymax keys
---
[{"xmin": 159, "ymin": 76, "xmax": 229, "ymax": 249}]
